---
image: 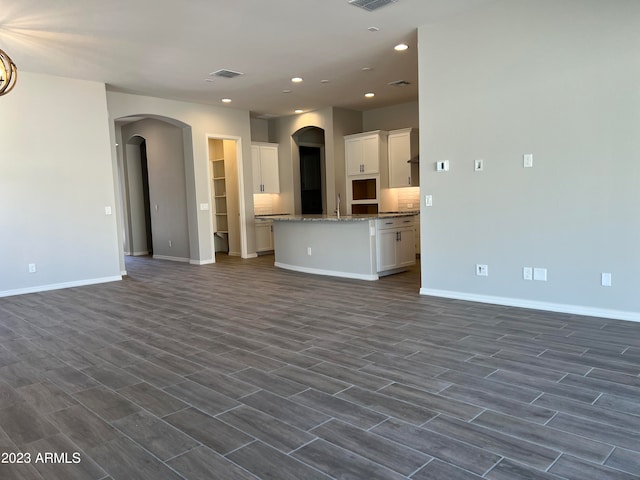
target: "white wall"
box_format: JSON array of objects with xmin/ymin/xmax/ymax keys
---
[
  {"xmin": 107, "ymin": 92, "xmax": 255, "ymax": 261},
  {"xmin": 363, "ymin": 101, "xmax": 419, "ymax": 132},
  {"xmin": 250, "ymin": 117, "xmax": 270, "ymax": 142},
  {"xmin": 418, "ymin": 0, "xmax": 640, "ymax": 320},
  {"xmin": 0, "ymin": 72, "xmax": 121, "ymax": 295}
]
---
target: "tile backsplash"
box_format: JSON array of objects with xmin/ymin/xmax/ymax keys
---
[
  {"xmin": 397, "ymin": 187, "xmax": 420, "ymax": 211},
  {"xmin": 253, "ymin": 194, "xmax": 275, "ymax": 215}
]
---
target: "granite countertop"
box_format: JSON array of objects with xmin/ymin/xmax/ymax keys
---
[{"xmin": 256, "ymin": 212, "xmax": 418, "ymax": 222}]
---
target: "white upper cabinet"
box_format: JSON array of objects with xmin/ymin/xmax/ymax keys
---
[
  {"xmin": 252, "ymin": 143, "xmax": 279, "ymax": 194},
  {"xmin": 388, "ymin": 128, "xmax": 419, "ymax": 188},
  {"xmin": 345, "ymin": 131, "xmax": 387, "ymax": 176}
]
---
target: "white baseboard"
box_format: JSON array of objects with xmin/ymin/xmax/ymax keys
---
[
  {"xmin": 420, "ymin": 288, "xmax": 640, "ymax": 323},
  {"xmin": 244, "ymin": 253, "xmax": 258, "ymax": 259},
  {"xmin": 152, "ymin": 255, "xmax": 189, "ymax": 263},
  {"xmin": 0, "ymin": 276, "xmax": 122, "ymax": 298},
  {"xmin": 275, "ymin": 262, "xmax": 378, "ymax": 281},
  {"xmin": 131, "ymin": 251, "xmax": 149, "ymax": 256},
  {"xmin": 190, "ymin": 259, "xmax": 214, "ymax": 265}
]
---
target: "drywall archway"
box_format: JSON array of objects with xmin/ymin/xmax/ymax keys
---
[
  {"xmin": 292, "ymin": 126, "xmax": 326, "ymax": 214},
  {"xmin": 115, "ymin": 114, "xmax": 195, "ymax": 263}
]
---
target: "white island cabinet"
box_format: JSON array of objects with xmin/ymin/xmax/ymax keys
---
[
  {"xmin": 377, "ymin": 216, "xmax": 416, "ymax": 274},
  {"xmin": 259, "ymin": 213, "xmax": 417, "ymax": 280},
  {"xmin": 255, "ymin": 220, "xmax": 273, "ymax": 253}
]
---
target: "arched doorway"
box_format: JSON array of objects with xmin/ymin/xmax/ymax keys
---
[
  {"xmin": 116, "ymin": 115, "xmax": 192, "ymax": 263},
  {"xmin": 292, "ymin": 126, "xmax": 326, "ymax": 214}
]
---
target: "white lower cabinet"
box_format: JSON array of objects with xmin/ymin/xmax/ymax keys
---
[
  {"xmin": 376, "ymin": 217, "xmax": 416, "ymax": 273},
  {"xmin": 255, "ymin": 221, "xmax": 273, "ymax": 252},
  {"xmin": 397, "ymin": 228, "xmax": 416, "ymax": 267}
]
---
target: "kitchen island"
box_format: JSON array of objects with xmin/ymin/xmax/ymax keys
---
[{"xmin": 256, "ymin": 213, "xmax": 417, "ymax": 280}]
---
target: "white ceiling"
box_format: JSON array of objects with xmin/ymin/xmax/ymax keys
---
[{"xmin": 0, "ymin": 0, "xmax": 491, "ymax": 116}]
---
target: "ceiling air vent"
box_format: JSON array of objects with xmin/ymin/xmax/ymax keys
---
[
  {"xmin": 348, "ymin": 0, "xmax": 398, "ymax": 12},
  {"xmin": 388, "ymin": 79, "xmax": 411, "ymax": 87},
  {"xmin": 210, "ymin": 69, "xmax": 244, "ymax": 79}
]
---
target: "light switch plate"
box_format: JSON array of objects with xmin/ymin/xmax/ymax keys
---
[
  {"xmin": 425, "ymin": 195, "xmax": 433, "ymax": 207},
  {"xmin": 523, "ymin": 267, "xmax": 533, "ymax": 280},
  {"xmin": 105, "ymin": 206, "xmax": 112, "ymax": 215},
  {"xmin": 436, "ymin": 160, "xmax": 450, "ymax": 172},
  {"xmin": 533, "ymin": 267, "xmax": 547, "ymax": 281},
  {"xmin": 601, "ymin": 272, "xmax": 612, "ymax": 287},
  {"xmin": 199, "ymin": 203, "xmax": 210, "ymax": 211},
  {"xmin": 474, "ymin": 159, "xmax": 484, "ymax": 171}
]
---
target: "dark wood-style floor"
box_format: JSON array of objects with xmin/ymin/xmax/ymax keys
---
[{"xmin": 1, "ymin": 255, "xmax": 639, "ymax": 480}]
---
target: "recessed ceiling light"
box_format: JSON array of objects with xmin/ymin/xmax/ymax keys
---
[
  {"xmin": 221, "ymin": 98, "xmax": 232, "ymax": 103},
  {"xmin": 365, "ymin": 92, "xmax": 375, "ymax": 98},
  {"xmin": 320, "ymin": 79, "xmax": 330, "ymax": 84},
  {"xmin": 282, "ymin": 89, "xmax": 292, "ymax": 93},
  {"xmin": 361, "ymin": 67, "xmax": 372, "ymax": 72},
  {"xmin": 368, "ymin": 26, "xmax": 379, "ymax": 32},
  {"xmin": 291, "ymin": 77, "xmax": 303, "ymax": 83},
  {"xmin": 294, "ymin": 109, "xmax": 303, "ymax": 114},
  {"xmin": 394, "ymin": 43, "xmax": 409, "ymax": 51},
  {"xmin": 204, "ymin": 78, "xmax": 215, "ymax": 83}
]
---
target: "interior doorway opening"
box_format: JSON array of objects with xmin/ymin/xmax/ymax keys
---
[
  {"xmin": 139, "ymin": 140, "xmax": 153, "ymax": 255},
  {"xmin": 300, "ymin": 146, "xmax": 323, "ymax": 214},
  {"xmin": 293, "ymin": 126, "xmax": 326, "ymax": 215},
  {"xmin": 123, "ymin": 135, "xmax": 154, "ymax": 256},
  {"xmin": 207, "ymin": 137, "xmax": 242, "ymax": 258},
  {"xmin": 116, "ymin": 116, "xmax": 192, "ymax": 264}
]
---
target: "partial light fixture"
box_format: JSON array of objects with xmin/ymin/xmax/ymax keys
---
[
  {"xmin": 365, "ymin": 92, "xmax": 375, "ymax": 98},
  {"xmin": 0, "ymin": 48, "xmax": 17, "ymax": 96},
  {"xmin": 294, "ymin": 109, "xmax": 303, "ymax": 114},
  {"xmin": 221, "ymin": 98, "xmax": 232, "ymax": 103},
  {"xmin": 394, "ymin": 43, "xmax": 409, "ymax": 51},
  {"xmin": 291, "ymin": 77, "xmax": 303, "ymax": 83}
]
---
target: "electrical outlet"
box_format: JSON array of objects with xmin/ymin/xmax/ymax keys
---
[
  {"xmin": 104, "ymin": 206, "xmax": 112, "ymax": 215},
  {"xmin": 307, "ymin": 247, "xmax": 312, "ymax": 256},
  {"xmin": 476, "ymin": 264, "xmax": 488, "ymax": 276},
  {"xmin": 601, "ymin": 272, "xmax": 612, "ymax": 287},
  {"xmin": 169, "ymin": 240, "xmax": 172, "ymax": 248},
  {"xmin": 523, "ymin": 153, "xmax": 533, "ymax": 168},
  {"xmin": 523, "ymin": 267, "xmax": 533, "ymax": 280}
]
